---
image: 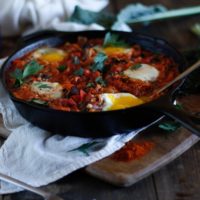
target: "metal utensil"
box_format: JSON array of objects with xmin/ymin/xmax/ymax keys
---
[
  {"xmin": 0, "ymin": 172, "xmax": 63, "ymax": 200},
  {"xmin": 157, "ymin": 59, "xmax": 200, "ymax": 93}
]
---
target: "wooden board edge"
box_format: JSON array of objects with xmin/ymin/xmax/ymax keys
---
[{"xmin": 86, "ymin": 134, "xmax": 199, "ymax": 187}]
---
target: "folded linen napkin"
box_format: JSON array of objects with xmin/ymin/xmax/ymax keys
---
[{"xmin": 0, "ymin": 0, "xmax": 110, "ymax": 36}]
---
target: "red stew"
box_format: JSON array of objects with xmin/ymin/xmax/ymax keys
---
[{"xmin": 5, "ymin": 33, "xmax": 179, "ymax": 112}]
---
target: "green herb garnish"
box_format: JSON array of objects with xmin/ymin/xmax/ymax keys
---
[
  {"xmin": 103, "ymin": 32, "xmax": 129, "ymax": 48},
  {"xmin": 57, "ymin": 65, "xmax": 67, "ymax": 72},
  {"xmin": 130, "ymin": 63, "xmax": 142, "ymax": 70},
  {"xmin": 69, "ymin": 6, "xmax": 116, "ymax": 29},
  {"xmin": 74, "ymin": 68, "xmax": 84, "ymax": 76},
  {"xmin": 22, "ymin": 61, "xmax": 43, "ymax": 79},
  {"xmin": 90, "ymin": 52, "xmax": 107, "ymax": 72},
  {"xmin": 86, "ymin": 82, "xmax": 95, "ymax": 88},
  {"xmin": 95, "ymin": 76, "xmax": 107, "ymax": 86},
  {"xmin": 158, "ymin": 121, "xmax": 181, "ymax": 132},
  {"xmin": 69, "ymin": 141, "xmax": 99, "ymax": 156},
  {"xmin": 38, "ymin": 84, "xmax": 52, "ymax": 89},
  {"xmin": 174, "ymin": 103, "xmax": 183, "ymax": 110},
  {"xmin": 10, "ymin": 60, "xmax": 43, "ymax": 87}
]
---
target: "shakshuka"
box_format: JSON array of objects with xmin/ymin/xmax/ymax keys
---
[{"xmin": 5, "ymin": 33, "xmax": 179, "ymax": 112}]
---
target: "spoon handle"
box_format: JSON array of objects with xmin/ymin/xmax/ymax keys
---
[
  {"xmin": 0, "ymin": 172, "xmax": 50, "ymax": 198},
  {"xmin": 158, "ymin": 59, "xmax": 200, "ymax": 93}
]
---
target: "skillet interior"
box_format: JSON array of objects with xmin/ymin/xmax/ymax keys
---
[{"xmin": 0, "ymin": 30, "xmax": 186, "ymax": 137}]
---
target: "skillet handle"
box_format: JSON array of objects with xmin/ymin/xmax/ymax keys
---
[{"xmin": 148, "ymin": 96, "xmax": 200, "ymax": 137}]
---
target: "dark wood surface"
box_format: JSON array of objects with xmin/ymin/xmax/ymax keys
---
[{"xmin": 1, "ymin": 0, "xmax": 200, "ymax": 199}]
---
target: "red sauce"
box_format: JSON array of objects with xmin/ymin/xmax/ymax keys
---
[{"xmin": 5, "ymin": 34, "xmax": 179, "ymax": 112}]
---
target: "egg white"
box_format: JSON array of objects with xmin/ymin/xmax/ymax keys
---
[
  {"xmin": 124, "ymin": 64, "xmax": 159, "ymax": 82},
  {"xmin": 31, "ymin": 81, "xmax": 63, "ymax": 99}
]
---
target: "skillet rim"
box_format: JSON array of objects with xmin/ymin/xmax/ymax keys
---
[{"xmin": 0, "ymin": 29, "xmax": 186, "ymax": 116}]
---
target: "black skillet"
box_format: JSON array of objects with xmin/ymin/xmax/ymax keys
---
[{"xmin": 1, "ymin": 30, "xmax": 200, "ymax": 137}]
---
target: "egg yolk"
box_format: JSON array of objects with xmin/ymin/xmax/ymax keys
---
[
  {"xmin": 40, "ymin": 52, "xmax": 65, "ymax": 62},
  {"xmin": 106, "ymin": 94, "xmax": 143, "ymax": 111},
  {"xmin": 103, "ymin": 47, "xmax": 130, "ymax": 55}
]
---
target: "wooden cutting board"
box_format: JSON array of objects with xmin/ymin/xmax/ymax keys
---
[
  {"xmin": 86, "ymin": 94, "xmax": 200, "ymax": 186},
  {"xmin": 0, "ymin": 95, "xmax": 199, "ymax": 187}
]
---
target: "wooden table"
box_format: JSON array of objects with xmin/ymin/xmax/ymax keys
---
[{"xmin": 1, "ymin": 0, "xmax": 200, "ymax": 199}]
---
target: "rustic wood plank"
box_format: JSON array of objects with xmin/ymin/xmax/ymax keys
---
[
  {"xmin": 5, "ymin": 171, "xmax": 157, "ymax": 200},
  {"xmin": 153, "ymin": 142, "xmax": 200, "ymax": 200},
  {"xmin": 114, "ymin": 0, "xmax": 200, "ymax": 50}
]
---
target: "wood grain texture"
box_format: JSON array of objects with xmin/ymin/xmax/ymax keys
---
[
  {"xmin": 153, "ymin": 142, "xmax": 200, "ymax": 200},
  {"xmin": 86, "ymin": 125, "xmax": 199, "ymax": 186},
  {"xmin": 113, "ymin": 0, "xmax": 200, "ymax": 50},
  {"xmin": 6, "ymin": 172, "xmax": 158, "ymax": 200}
]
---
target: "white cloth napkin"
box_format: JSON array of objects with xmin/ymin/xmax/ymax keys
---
[{"xmin": 0, "ymin": 0, "xmax": 109, "ymax": 36}]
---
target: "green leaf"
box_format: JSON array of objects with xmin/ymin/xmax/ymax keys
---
[
  {"xmin": 158, "ymin": 121, "xmax": 181, "ymax": 132},
  {"xmin": 86, "ymin": 82, "xmax": 95, "ymax": 88},
  {"xmin": 90, "ymin": 52, "xmax": 107, "ymax": 72},
  {"xmin": 13, "ymin": 79, "xmax": 23, "ymax": 88},
  {"xmin": 74, "ymin": 68, "xmax": 84, "ymax": 76},
  {"xmin": 22, "ymin": 60, "xmax": 43, "ymax": 79},
  {"xmin": 57, "ymin": 65, "xmax": 67, "ymax": 72},
  {"xmin": 103, "ymin": 32, "xmax": 129, "ymax": 48},
  {"xmin": 37, "ymin": 84, "xmax": 52, "ymax": 89},
  {"xmin": 174, "ymin": 103, "xmax": 183, "ymax": 110},
  {"xmin": 95, "ymin": 76, "xmax": 107, "ymax": 86},
  {"xmin": 191, "ymin": 23, "xmax": 200, "ymax": 37},
  {"xmin": 69, "ymin": 141, "xmax": 99, "ymax": 156},
  {"xmin": 130, "ymin": 63, "xmax": 142, "ymax": 70},
  {"xmin": 69, "ymin": 6, "xmax": 116, "ymax": 28},
  {"xmin": 117, "ymin": 3, "xmax": 167, "ymax": 23},
  {"xmin": 10, "ymin": 68, "xmax": 23, "ymax": 80}
]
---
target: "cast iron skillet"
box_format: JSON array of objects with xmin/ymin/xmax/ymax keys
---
[{"xmin": 1, "ymin": 30, "xmax": 200, "ymax": 137}]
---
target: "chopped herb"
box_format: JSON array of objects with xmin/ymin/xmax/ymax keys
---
[
  {"xmin": 10, "ymin": 68, "xmax": 23, "ymax": 80},
  {"xmin": 22, "ymin": 60, "xmax": 43, "ymax": 79},
  {"xmin": 69, "ymin": 6, "xmax": 116, "ymax": 29},
  {"xmin": 73, "ymin": 56, "xmax": 80, "ymax": 65},
  {"xmin": 90, "ymin": 52, "xmax": 107, "ymax": 72},
  {"xmin": 10, "ymin": 60, "xmax": 43, "ymax": 87},
  {"xmin": 13, "ymin": 79, "xmax": 23, "ymax": 88},
  {"xmin": 174, "ymin": 103, "xmax": 183, "ymax": 110},
  {"xmin": 130, "ymin": 63, "xmax": 142, "ymax": 70},
  {"xmin": 158, "ymin": 121, "xmax": 181, "ymax": 132},
  {"xmin": 37, "ymin": 84, "xmax": 52, "ymax": 89},
  {"xmin": 57, "ymin": 65, "xmax": 67, "ymax": 72},
  {"xmin": 117, "ymin": 3, "xmax": 167, "ymax": 23},
  {"xmin": 74, "ymin": 68, "xmax": 84, "ymax": 76},
  {"xmin": 103, "ymin": 32, "xmax": 129, "ymax": 48},
  {"xmin": 86, "ymin": 82, "xmax": 95, "ymax": 88},
  {"xmin": 191, "ymin": 23, "xmax": 200, "ymax": 37},
  {"xmin": 95, "ymin": 76, "xmax": 107, "ymax": 86},
  {"xmin": 69, "ymin": 141, "xmax": 99, "ymax": 156}
]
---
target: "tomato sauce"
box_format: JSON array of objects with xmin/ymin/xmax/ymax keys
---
[{"xmin": 5, "ymin": 34, "xmax": 179, "ymax": 112}]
